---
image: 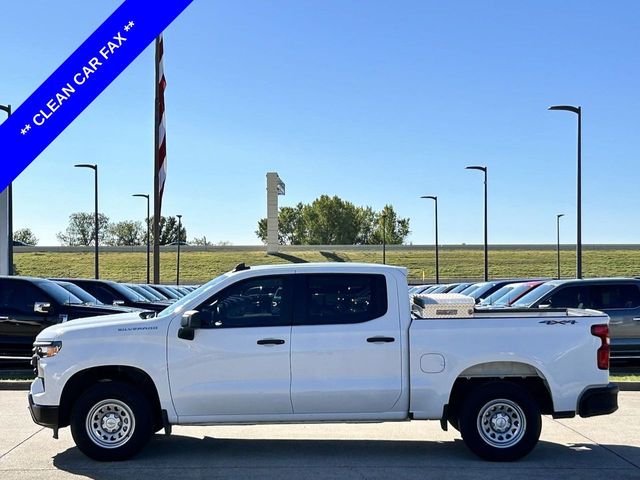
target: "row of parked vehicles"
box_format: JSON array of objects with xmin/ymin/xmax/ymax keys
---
[
  {"xmin": 410, "ymin": 277, "xmax": 640, "ymax": 360},
  {"xmin": 0, "ymin": 276, "xmax": 198, "ymax": 360}
]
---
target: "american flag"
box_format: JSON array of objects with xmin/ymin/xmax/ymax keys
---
[{"xmin": 155, "ymin": 34, "xmax": 167, "ymax": 212}]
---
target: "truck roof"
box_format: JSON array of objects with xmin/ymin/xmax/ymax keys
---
[{"xmin": 235, "ymin": 262, "xmax": 408, "ymax": 275}]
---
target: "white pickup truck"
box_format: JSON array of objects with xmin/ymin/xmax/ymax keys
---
[{"xmin": 28, "ymin": 263, "xmax": 618, "ymax": 462}]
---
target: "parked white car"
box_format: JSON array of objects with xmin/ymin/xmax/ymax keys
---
[{"xmin": 29, "ymin": 263, "xmax": 618, "ymax": 462}]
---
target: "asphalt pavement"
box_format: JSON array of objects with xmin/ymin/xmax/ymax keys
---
[{"xmin": 0, "ymin": 390, "xmax": 639, "ymax": 480}]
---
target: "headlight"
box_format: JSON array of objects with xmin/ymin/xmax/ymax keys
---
[{"xmin": 33, "ymin": 341, "xmax": 62, "ymax": 358}]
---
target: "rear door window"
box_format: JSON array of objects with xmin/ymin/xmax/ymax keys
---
[
  {"xmin": 588, "ymin": 284, "xmax": 640, "ymax": 310},
  {"xmin": 297, "ymin": 274, "xmax": 388, "ymax": 325}
]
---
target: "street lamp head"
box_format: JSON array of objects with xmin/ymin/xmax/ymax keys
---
[
  {"xmin": 557, "ymin": 213, "xmax": 565, "ymax": 219},
  {"xmin": 465, "ymin": 165, "xmax": 487, "ymax": 173},
  {"xmin": 176, "ymin": 214, "xmax": 182, "ymax": 220},
  {"xmin": 74, "ymin": 163, "xmax": 97, "ymax": 170},
  {"xmin": 420, "ymin": 195, "xmax": 437, "ymax": 201},
  {"xmin": 0, "ymin": 104, "xmax": 11, "ymax": 115},
  {"xmin": 132, "ymin": 193, "xmax": 149, "ymax": 200},
  {"xmin": 548, "ymin": 105, "xmax": 580, "ymax": 114}
]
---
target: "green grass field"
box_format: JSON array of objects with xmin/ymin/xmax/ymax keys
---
[{"xmin": 13, "ymin": 247, "xmax": 640, "ymax": 284}]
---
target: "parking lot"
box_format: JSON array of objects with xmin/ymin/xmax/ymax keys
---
[{"xmin": 0, "ymin": 390, "xmax": 637, "ymax": 480}]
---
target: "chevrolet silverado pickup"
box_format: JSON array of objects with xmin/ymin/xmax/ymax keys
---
[{"xmin": 28, "ymin": 263, "xmax": 618, "ymax": 462}]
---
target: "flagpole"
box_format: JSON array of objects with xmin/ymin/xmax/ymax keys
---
[{"xmin": 153, "ymin": 36, "xmax": 161, "ymax": 284}]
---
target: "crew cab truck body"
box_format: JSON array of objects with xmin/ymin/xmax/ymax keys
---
[{"xmin": 28, "ymin": 263, "xmax": 618, "ymax": 462}]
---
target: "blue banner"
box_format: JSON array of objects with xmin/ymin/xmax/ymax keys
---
[{"xmin": 0, "ymin": 0, "xmax": 193, "ymax": 192}]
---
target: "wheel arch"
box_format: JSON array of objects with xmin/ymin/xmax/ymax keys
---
[
  {"xmin": 59, "ymin": 365, "xmax": 162, "ymax": 429},
  {"xmin": 446, "ymin": 361, "xmax": 554, "ymax": 421}
]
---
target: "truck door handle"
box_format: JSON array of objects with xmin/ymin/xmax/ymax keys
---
[
  {"xmin": 367, "ymin": 336, "xmax": 395, "ymax": 343},
  {"xmin": 257, "ymin": 338, "xmax": 285, "ymax": 346},
  {"xmin": 633, "ymin": 318, "xmax": 640, "ymax": 322},
  {"xmin": 0, "ymin": 316, "xmax": 9, "ymax": 321},
  {"xmin": 609, "ymin": 321, "xmax": 623, "ymax": 325}
]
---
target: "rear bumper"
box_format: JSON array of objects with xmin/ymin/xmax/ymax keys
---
[
  {"xmin": 578, "ymin": 383, "xmax": 619, "ymax": 418},
  {"xmin": 28, "ymin": 393, "xmax": 59, "ymax": 429}
]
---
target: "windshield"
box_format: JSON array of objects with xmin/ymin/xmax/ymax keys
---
[
  {"xmin": 154, "ymin": 285, "xmax": 179, "ymax": 300},
  {"xmin": 468, "ymin": 282, "xmax": 493, "ymax": 299},
  {"xmin": 111, "ymin": 283, "xmax": 149, "ymax": 302},
  {"xmin": 139, "ymin": 284, "xmax": 168, "ymax": 300},
  {"xmin": 479, "ymin": 284, "xmax": 516, "ymax": 306},
  {"xmin": 493, "ymin": 283, "xmax": 540, "ymax": 306},
  {"xmin": 157, "ymin": 273, "xmax": 230, "ymax": 317},
  {"xmin": 449, "ymin": 283, "xmax": 471, "ymax": 293},
  {"xmin": 56, "ymin": 282, "xmax": 101, "ymax": 305},
  {"xmin": 127, "ymin": 284, "xmax": 160, "ymax": 302},
  {"xmin": 512, "ymin": 283, "xmax": 556, "ymax": 307},
  {"xmin": 37, "ymin": 281, "xmax": 84, "ymax": 305}
]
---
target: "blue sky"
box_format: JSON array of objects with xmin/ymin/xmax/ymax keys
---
[{"xmin": 1, "ymin": 0, "xmax": 639, "ymax": 246}]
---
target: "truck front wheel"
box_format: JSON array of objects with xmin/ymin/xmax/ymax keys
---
[
  {"xmin": 459, "ymin": 382, "xmax": 541, "ymax": 461},
  {"xmin": 70, "ymin": 381, "xmax": 153, "ymax": 461}
]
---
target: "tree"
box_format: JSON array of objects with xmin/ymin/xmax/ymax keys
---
[
  {"xmin": 150, "ymin": 216, "xmax": 187, "ymax": 245},
  {"xmin": 13, "ymin": 228, "xmax": 38, "ymax": 246},
  {"xmin": 303, "ymin": 195, "xmax": 363, "ymax": 245},
  {"xmin": 255, "ymin": 203, "xmax": 305, "ymax": 245},
  {"xmin": 370, "ymin": 205, "xmax": 411, "ymax": 245},
  {"xmin": 256, "ymin": 196, "xmax": 410, "ymax": 245},
  {"xmin": 57, "ymin": 212, "xmax": 111, "ymax": 246},
  {"xmin": 106, "ymin": 220, "xmax": 144, "ymax": 246},
  {"xmin": 191, "ymin": 236, "xmax": 212, "ymax": 247}
]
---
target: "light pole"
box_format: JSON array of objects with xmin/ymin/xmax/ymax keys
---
[
  {"xmin": 381, "ymin": 213, "xmax": 387, "ymax": 265},
  {"xmin": 556, "ymin": 213, "xmax": 565, "ymax": 279},
  {"xmin": 466, "ymin": 165, "xmax": 488, "ymax": 281},
  {"xmin": 176, "ymin": 214, "xmax": 182, "ymax": 286},
  {"xmin": 549, "ymin": 104, "xmax": 582, "ymax": 279},
  {"xmin": 0, "ymin": 104, "xmax": 13, "ymax": 275},
  {"xmin": 74, "ymin": 164, "xmax": 99, "ymax": 279},
  {"xmin": 420, "ymin": 195, "xmax": 439, "ymax": 283},
  {"xmin": 133, "ymin": 194, "xmax": 150, "ymax": 283}
]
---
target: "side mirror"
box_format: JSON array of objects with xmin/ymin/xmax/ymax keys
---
[
  {"xmin": 34, "ymin": 302, "xmax": 51, "ymax": 314},
  {"xmin": 180, "ymin": 310, "xmax": 202, "ymax": 328},
  {"xmin": 178, "ymin": 310, "xmax": 201, "ymax": 340}
]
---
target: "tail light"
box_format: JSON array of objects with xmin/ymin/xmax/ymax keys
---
[{"xmin": 591, "ymin": 324, "xmax": 610, "ymax": 370}]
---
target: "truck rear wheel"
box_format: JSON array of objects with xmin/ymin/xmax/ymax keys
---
[
  {"xmin": 459, "ymin": 382, "xmax": 541, "ymax": 461},
  {"xmin": 70, "ymin": 381, "xmax": 153, "ymax": 461}
]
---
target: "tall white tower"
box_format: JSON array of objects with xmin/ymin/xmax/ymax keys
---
[{"xmin": 266, "ymin": 172, "xmax": 285, "ymax": 254}]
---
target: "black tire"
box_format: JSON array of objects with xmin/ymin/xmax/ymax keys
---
[
  {"xmin": 459, "ymin": 382, "xmax": 541, "ymax": 461},
  {"xmin": 70, "ymin": 381, "xmax": 153, "ymax": 461}
]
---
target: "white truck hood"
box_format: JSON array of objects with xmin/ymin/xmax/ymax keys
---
[{"xmin": 36, "ymin": 311, "xmax": 157, "ymax": 342}]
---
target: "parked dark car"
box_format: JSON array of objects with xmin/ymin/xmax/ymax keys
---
[
  {"xmin": 409, "ymin": 285, "xmax": 433, "ymax": 295},
  {"xmin": 52, "ymin": 279, "xmax": 169, "ymax": 312},
  {"xmin": 512, "ymin": 278, "xmax": 640, "ymax": 359},
  {"xmin": 477, "ymin": 281, "xmax": 545, "ymax": 308},
  {"xmin": 0, "ymin": 276, "xmax": 137, "ymax": 359},
  {"xmin": 125, "ymin": 284, "xmax": 173, "ymax": 305},
  {"xmin": 463, "ymin": 280, "xmax": 517, "ymax": 303},
  {"xmin": 448, "ymin": 282, "xmax": 474, "ymax": 293},
  {"xmin": 136, "ymin": 284, "xmax": 172, "ymax": 301},
  {"xmin": 149, "ymin": 284, "xmax": 183, "ymax": 300}
]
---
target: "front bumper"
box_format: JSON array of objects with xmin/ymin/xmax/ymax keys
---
[
  {"xmin": 28, "ymin": 393, "xmax": 59, "ymax": 429},
  {"xmin": 578, "ymin": 383, "xmax": 619, "ymax": 418}
]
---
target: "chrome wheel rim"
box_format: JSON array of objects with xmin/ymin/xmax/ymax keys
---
[
  {"xmin": 86, "ymin": 399, "xmax": 135, "ymax": 449},
  {"xmin": 476, "ymin": 399, "xmax": 526, "ymax": 448}
]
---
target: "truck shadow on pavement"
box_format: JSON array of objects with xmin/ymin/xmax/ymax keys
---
[{"xmin": 51, "ymin": 434, "xmax": 640, "ymax": 478}]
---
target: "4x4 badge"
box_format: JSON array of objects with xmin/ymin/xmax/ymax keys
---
[{"xmin": 539, "ymin": 320, "xmax": 577, "ymax": 325}]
